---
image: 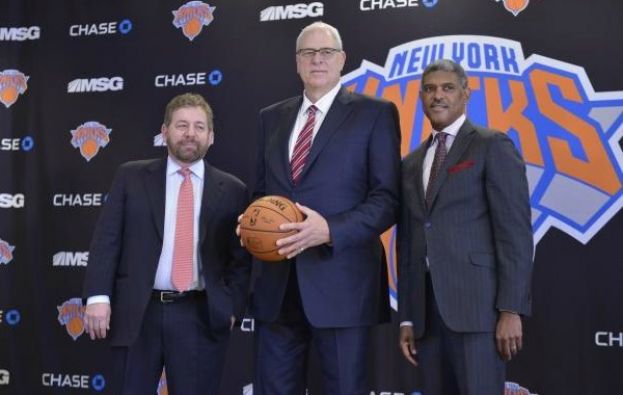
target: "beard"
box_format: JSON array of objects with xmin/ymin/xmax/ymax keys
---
[{"xmin": 167, "ymin": 137, "xmax": 209, "ymax": 164}]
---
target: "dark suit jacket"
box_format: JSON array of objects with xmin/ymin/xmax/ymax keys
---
[
  {"xmin": 251, "ymin": 87, "xmax": 401, "ymax": 328},
  {"xmin": 397, "ymin": 120, "xmax": 533, "ymax": 337},
  {"xmin": 83, "ymin": 158, "xmax": 250, "ymax": 346}
]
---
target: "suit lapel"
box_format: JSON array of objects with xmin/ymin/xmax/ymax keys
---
[
  {"xmin": 144, "ymin": 158, "xmax": 167, "ymax": 241},
  {"xmin": 412, "ymin": 139, "xmax": 429, "ymax": 214},
  {"xmin": 269, "ymin": 97, "xmax": 301, "ymax": 186},
  {"xmin": 427, "ymin": 119, "xmax": 476, "ymax": 210},
  {"xmin": 298, "ymin": 87, "xmax": 353, "ymax": 183},
  {"xmin": 199, "ymin": 161, "xmax": 223, "ymax": 244}
]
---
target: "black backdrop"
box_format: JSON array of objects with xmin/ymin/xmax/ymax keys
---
[{"xmin": 1, "ymin": 1, "xmax": 622, "ymax": 394}]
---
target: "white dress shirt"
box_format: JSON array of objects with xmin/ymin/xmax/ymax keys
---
[
  {"xmin": 87, "ymin": 156, "xmax": 205, "ymax": 306},
  {"xmin": 153, "ymin": 156, "xmax": 204, "ymax": 291},
  {"xmin": 288, "ymin": 82, "xmax": 342, "ymax": 160},
  {"xmin": 422, "ymin": 114, "xmax": 466, "ymax": 193}
]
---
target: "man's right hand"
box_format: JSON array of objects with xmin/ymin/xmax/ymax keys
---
[
  {"xmin": 399, "ymin": 325, "xmax": 418, "ymax": 366},
  {"xmin": 84, "ymin": 303, "xmax": 111, "ymax": 340}
]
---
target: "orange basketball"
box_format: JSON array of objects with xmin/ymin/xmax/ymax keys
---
[{"xmin": 240, "ymin": 195, "xmax": 304, "ymax": 262}]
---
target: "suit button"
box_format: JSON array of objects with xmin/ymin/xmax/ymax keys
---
[{"xmin": 425, "ymin": 221, "xmax": 432, "ymax": 229}]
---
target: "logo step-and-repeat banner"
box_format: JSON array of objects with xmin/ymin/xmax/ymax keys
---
[{"xmin": 1, "ymin": 1, "xmax": 622, "ymax": 394}]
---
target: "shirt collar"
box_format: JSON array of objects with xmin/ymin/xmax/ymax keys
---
[
  {"xmin": 432, "ymin": 114, "xmax": 466, "ymax": 138},
  {"xmin": 166, "ymin": 156, "xmax": 205, "ymax": 180},
  {"xmin": 301, "ymin": 82, "xmax": 341, "ymax": 115}
]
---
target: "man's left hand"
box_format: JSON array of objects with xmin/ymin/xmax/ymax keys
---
[
  {"xmin": 276, "ymin": 203, "xmax": 330, "ymax": 259},
  {"xmin": 496, "ymin": 311, "xmax": 523, "ymax": 361}
]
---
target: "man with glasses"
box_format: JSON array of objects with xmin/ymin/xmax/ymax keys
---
[{"xmin": 250, "ymin": 22, "xmax": 401, "ymax": 394}]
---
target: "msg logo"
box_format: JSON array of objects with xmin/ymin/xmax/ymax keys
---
[
  {"xmin": 0, "ymin": 193, "xmax": 24, "ymax": 208},
  {"xmin": 342, "ymin": 35, "xmax": 623, "ymax": 310}
]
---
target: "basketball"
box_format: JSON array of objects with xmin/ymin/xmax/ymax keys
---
[{"xmin": 239, "ymin": 195, "xmax": 304, "ymax": 262}]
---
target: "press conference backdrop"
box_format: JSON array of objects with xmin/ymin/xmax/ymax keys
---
[{"xmin": 1, "ymin": 0, "xmax": 622, "ymax": 394}]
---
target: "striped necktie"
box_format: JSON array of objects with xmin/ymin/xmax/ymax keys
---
[{"xmin": 290, "ymin": 105, "xmax": 318, "ymax": 185}]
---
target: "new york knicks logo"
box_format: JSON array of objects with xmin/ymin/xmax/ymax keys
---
[
  {"xmin": 157, "ymin": 369, "xmax": 169, "ymax": 395},
  {"xmin": 172, "ymin": 1, "xmax": 215, "ymax": 41},
  {"xmin": 0, "ymin": 69, "xmax": 28, "ymax": 108},
  {"xmin": 342, "ymin": 35, "xmax": 623, "ymax": 310},
  {"xmin": 505, "ymin": 381, "xmax": 536, "ymax": 395},
  {"xmin": 0, "ymin": 238, "xmax": 15, "ymax": 265},
  {"xmin": 57, "ymin": 298, "xmax": 86, "ymax": 340},
  {"xmin": 70, "ymin": 121, "xmax": 111, "ymax": 161},
  {"xmin": 493, "ymin": 0, "xmax": 530, "ymax": 16}
]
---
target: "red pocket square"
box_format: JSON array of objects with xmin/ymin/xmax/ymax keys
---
[{"xmin": 448, "ymin": 160, "xmax": 475, "ymax": 174}]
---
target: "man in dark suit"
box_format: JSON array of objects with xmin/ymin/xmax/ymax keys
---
[
  {"xmin": 82, "ymin": 93, "xmax": 250, "ymax": 395},
  {"xmin": 250, "ymin": 22, "xmax": 401, "ymax": 394},
  {"xmin": 397, "ymin": 59, "xmax": 533, "ymax": 395}
]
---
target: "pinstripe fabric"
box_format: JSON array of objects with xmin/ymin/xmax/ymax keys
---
[
  {"xmin": 397, "ymin": 120, "xmax": 533, "ymax": 393},
  {"xmin": 171, "ymin": 167, "xmax": 194, "ymax": 291}
]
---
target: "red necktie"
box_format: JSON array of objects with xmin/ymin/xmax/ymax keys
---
[
  {"xmin": 171, "ymin": 167, "xmax": 194, "ymax": 291},
  {"xmin": 425, "ymin": 132, "xmax": 448, "ymax": 208},
  {"xmin": 290, "ymin": 105, "xmax": 318, "ymax": 185}
]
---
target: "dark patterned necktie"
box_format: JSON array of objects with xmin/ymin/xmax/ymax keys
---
[{"xmin": 425, "ymin": 132, "xmax": 448, "ymax": 208}]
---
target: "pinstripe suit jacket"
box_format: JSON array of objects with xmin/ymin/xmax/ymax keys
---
[{"xmin": 397, "ymin": 119, "xmax": 533, "ymax": 336}]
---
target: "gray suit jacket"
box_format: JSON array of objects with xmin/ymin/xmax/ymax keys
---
[{"xmin": 397, "ymin": 120, "xmax": 533, "ymax": 336}]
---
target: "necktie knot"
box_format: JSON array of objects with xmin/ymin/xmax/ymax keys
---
[
  {"xmin": 179, "ymin": 167, "xmax": 191, "ymax": 179},
  {"xmin": 435, "ymin": 131, "xmax": 448, "ymax": 146},
  {"xmin": 307, "ymin": 105, "xmax": 318, "ymax": 116}
]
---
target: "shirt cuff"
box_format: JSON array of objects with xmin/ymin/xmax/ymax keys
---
[
  {"xmin": 87, "ymin": 295, "xmax": 110, "ymax": 305},
  {"xmin": 400, "ymin": 321, "xmax": 414, "ymax": 327}
]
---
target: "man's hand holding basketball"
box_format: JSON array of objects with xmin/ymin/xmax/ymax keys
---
[{"xmin": 277, "ymin": 203, "xmax": 330, "ymax": 259}]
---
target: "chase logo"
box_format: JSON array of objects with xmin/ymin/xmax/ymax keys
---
[
  {"xmin": 0, "ymin": 309, "xmax": 21, "ymax": 326},
  {"xmin": 0, "ymin": 69, "xmax": 28, "ymax": 108},
  {"xmin": 342, "ymin": 35, "xmax": 623, "ymax": 310},
  {"xmin": 154, "ymin": 133, "xmax": 166, "ymax": 147},
  {"xmin": 360, "ymin": 0, "xmax": 436, "ymax": 11},
  {"xmin": 70, "ymin": 121, "xmax": 111, "ymax": 161},
  {"xmin": 0, "ymin": 238, "xmax": 15, "ymax": 265},
  {"xmin": 1, "ymin": 136, "xmax": 35, "ymax": 151},
  {"xmin": 69, "ymin": 19, "xmax": 132, "ymax": 37},
  {"xmin": 0, "ymin": 26, "xmax": 40, "ymax": 41},
  {"xmin": 57, "ymin": 298, "xmax": 86, "ymax": 341},
  {"xmin": 42, "ymin": 373, "xmax": 105, "ymax": 392},
  {"xmin": 504, "ymin": 381, "xmax": 536, "ymax": 394},
  {"xmin": 172, "ymin": 1, "xmax": 215, "ymax": 42},
  {"xmin": 493, "ymin": 0, "xmax": 529, "ymax": 16},
  {"xmin": 154, "ymin": 71, "xmax": 222, "ymax": 87}
]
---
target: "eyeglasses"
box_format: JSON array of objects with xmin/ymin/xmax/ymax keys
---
[{"xmin": 296, "ymin": 48, "xmax": 342, "ymax": 60}]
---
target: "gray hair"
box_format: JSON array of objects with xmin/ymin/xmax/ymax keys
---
[
  {"xmin": 422, "ymin": 59, "xmax": 469, "ymax": 89},
  {"xmin": 296, "ymin": 21, "xmax": 343, "ymax": 51}
]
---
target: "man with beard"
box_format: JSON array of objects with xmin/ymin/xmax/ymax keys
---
[{"xmin": 83, "ymin": 93, "xmax": 250, "ymax": 394}]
